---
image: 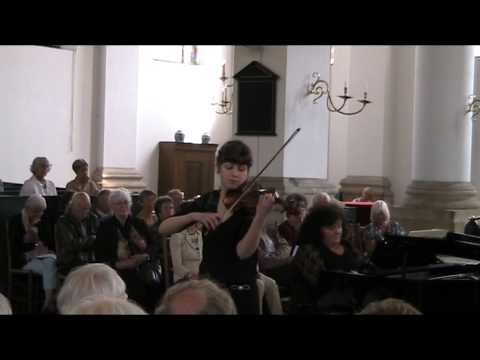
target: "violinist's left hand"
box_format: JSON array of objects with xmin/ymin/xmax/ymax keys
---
[{"xmin": 255, "ymin": 193, "xmax": 275, "ymax": 220}]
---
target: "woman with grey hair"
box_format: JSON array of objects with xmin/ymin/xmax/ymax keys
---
[
  {"xmin": 56, "ymin": 263, "xmax": 127, "ymax": 314},
  {"xmin": 9, "ymin": 194, "xmax": 57, "ymax": 311},
  {"xmin": 94, "ymin": 188, "xmax": 162, "ymax": 313},
  {"xmin": 363, "ymin": 200, "xmax": 405, "ymax": 255},
  {"xmin": 66, "ymin": 296, "xmax": 147, "ymax": 315},
  {"xmin": 65, "ymin": 159, "xmax": 99, "ymax": 196},
  {"xmin": 20, "ymin": 157, "xmax": 57, "ymax": 196}
]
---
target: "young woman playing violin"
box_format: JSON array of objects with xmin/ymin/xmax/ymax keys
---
[{"xmin": 158, "ymin": 140, "xmax": 276, "ymax": 314}]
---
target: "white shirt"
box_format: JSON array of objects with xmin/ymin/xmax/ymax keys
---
[{"xmin": 20, "ymin": 176, "xmax": 57, "ymax": 196}]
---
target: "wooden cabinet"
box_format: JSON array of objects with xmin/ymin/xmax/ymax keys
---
[{"xmin": 157, "ymin": 142, "xmax": 218, "ymax": 199}]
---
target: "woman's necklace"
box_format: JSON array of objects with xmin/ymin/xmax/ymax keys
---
[{"xmin": 184, "ymin": 231, "xmax": 201, "ymax": 252}]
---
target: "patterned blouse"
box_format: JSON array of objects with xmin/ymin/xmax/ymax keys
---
[{"xmin": 364, "ymin": 221, "xmax": 406, "ymax": 246}]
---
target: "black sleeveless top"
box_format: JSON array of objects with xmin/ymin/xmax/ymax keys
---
[{"xmin": 176, "ymin": 191, "xmax": 258, "ymax": 284}]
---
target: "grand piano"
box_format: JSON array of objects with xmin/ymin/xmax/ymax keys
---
[{"xmin": 323, "ymin": 232, "xmax": 480, "ymax": 314}]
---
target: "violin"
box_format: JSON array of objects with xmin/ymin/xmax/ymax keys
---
[
  {"xmin": 223, "ymin": 182, "xmax": 283, "ymax": 217},
  {"xmin": 221, "ymin": 128, "xmax": 301, "ymax": 221}
]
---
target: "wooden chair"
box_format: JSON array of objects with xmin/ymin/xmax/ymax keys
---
[{"xmin": 4, "ymin": 220, "xmax": 43, "ymax": 314}]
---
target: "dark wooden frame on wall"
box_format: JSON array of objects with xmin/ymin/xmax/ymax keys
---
[{"xmin": 234, "ymin": 61, "xmax": 279, "ymax": 136}]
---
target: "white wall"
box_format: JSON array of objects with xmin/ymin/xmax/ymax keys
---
[
  {"xmin": 284, "ymin": 46, "xmax": 330, "ymax": 179},
  {"xmin": 136, "ymin": 46, "xmax": 233, "ymax": 192},
  {"xmin": 0, "ymin": 45, "xmax": 95, "ymax": 187},
  {"xmin": 328, "ymin": 46, "xmax": 351, "ymax": 189}
]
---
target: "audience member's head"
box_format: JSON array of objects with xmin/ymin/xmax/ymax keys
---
[
  {"xmin": 358, "ymin": 298, "xmax": 422, "ymax": 315},
  {"xmin": 284, "ymin": 193, "xmax": 308, "ymax": 225},
  {"xmin": 167, "ymin": 189, "xmax": 185, "ymax": 210},
  {"xmin": 359, "ymin": 187, "xmax": 374, "ymax": 202},
  {"xmin": 30, "ymin": 157, "xmax": 52, "ymax": 180},
  {"xmin": 311, "ymin": 192, "xmax": 332, "ymax": 209},
  {"xmin": 72, "ymin": 159, "xmax": 89, "ymax": 180},
  {"xmin": 96, "ymin": 189, "xmax": 112, "ymax": 216},
  {"xmin": 109, "ymin": 188, "xmax": 132, "ymax": 222},
  {"xmin": 66, "ymin": 296, "xmax": 147, "ymax": 315},
  {"xmin": 0, "ymin": 292, "xmax": 12, "ymax": 315},
  {"xmin": 155, "ymin": 279, "xmax": 237, "ymax": 315},
  {"xmin": 66, "ymin": 192, "xmax": 91, "ymax": 221},
  {"xmin": 139, "ymin": 190, "xmax": 157, "ymax": 213},
  {"xmin": 57, "ymin": 263, "xmax": 127, "ymax": 314},
  {"xmin": 298, "ymin": 202, "xmax": 346, "ymax": 249},
  {"xmin": 24, "ymin": 194, "xmax": 47, "ymax": 223},
  {"xmin": 155, "ymin": 195, "xmax": 175, "ymax": 221},
  {"xmin": 370, "ymin": 200, "xmax": 390, "ymax": 226}
]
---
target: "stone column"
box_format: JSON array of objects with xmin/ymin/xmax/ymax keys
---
[
  {"xmin": 392, "ymin": 46, "xmax": 480, "ymax": 232},
  {"xmin": 92, "ymin": 46, "xmax": 146, "ymax": 192},
  {"xmin": 403, "ymin": 46, "xmax": 479, "ymax": 210}
]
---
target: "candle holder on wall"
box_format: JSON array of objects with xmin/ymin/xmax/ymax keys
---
[
  {"xmin": 212, "ymin": 64, "xmax": 234, "ymax": 115},
  {"xmin": 307, "ymin": 72, "xmax": 372, "ymax": 116},
  {"xmin": 466, "ymin": 95, "xmax": 480, "ymax": 121}
]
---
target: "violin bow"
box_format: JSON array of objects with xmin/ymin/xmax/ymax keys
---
[{"xmin": 223, "ymin": 128, "xmax": 301, "ymax": 219}]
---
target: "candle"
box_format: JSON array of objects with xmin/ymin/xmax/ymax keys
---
[
  {"xmin": 344, "ymin": 81, "xmax": 348, "ymax": 95},
  {"xmin": 222, "ymin": 63, "xmax": 226, "ymax": 79}
]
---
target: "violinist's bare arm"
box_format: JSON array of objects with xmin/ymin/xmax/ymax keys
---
[
  {"xmin": 236, "ymin": 193, "xmax": 275, "ymax": 260},
  {"xmin": 158, "ymin": 212, "xmax": 222, "ymax": 236}
]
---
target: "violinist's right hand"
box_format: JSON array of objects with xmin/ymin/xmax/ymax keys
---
[
  {"xmin": 255, "ymin": 193, "xmax": 275, "ymax": 220},
  {"xmin": 190, "ymin": 212, "xmax": 222, "ymax": 232}
]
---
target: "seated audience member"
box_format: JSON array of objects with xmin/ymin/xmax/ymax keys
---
[
  {"xmin": 9, "ymin": 194, "xmax": 56, "ymax": 311},
  {"xmin": 352, "ymin": 187, "xmax": 374, "ymax": 202},
  {"xmin": 169, "ymin": 222, "xmax": 203, "ymax": 283},
  {"xmin": 154, "ymin": 195, "xmax": 176, "ymax": 224},
  {"xmin": 358, "ymin": 298, "xmax": 422, "ymax": 315},
  {"xmin": 278, "ymin": 193, "xmax": 308, "ymax": 247},
  {"xmin": 56, "ymin": 263, "xmax": 127, "ymax": 314},
  {"xmin": 65, "ymin": 296, "xmax": 147, "ymax": 315},
  {"xmin": 258, "ymin": 222, "xmax": 293, "ymax": 289},
  {"xmin": 0, "ymin": 293, "xmax": 13, "ymax": 315},
  {"xmin": 0, "ymin": 178, "xmax": 4, "ymax": 192},
  {"xmin": 155, "ymin": 279, "xmax": 237, "ymax": 315},
  {"xmin": 363, "ymin": 200, "xmax": 405, "ymax": 255},
  {"xmin": 94, "ymin": 189, "xmax": 162, "ymax": 313},
  {"xmin": 136, "ymin": 190, "xmax": 159, "ymax": 230},
  {"xmin": 20, "ymin": 157, "xmax": 57, "ymax": 196},
  {"xmin": 92, "ymin": 189, "xmax": 112, "ymax": 219},
  {"xmin": 257, "ymin": 273, "xmax": 283, "ymax": 315},
  {"xmin": 292, "ymin": 203, "xmax": 365, "ymax": 313},
  {"xmin": 464, "ymin": 216, "xmax": 480, "ymax": 236},
  {"xmin": 65, "ymin": 159, "xmax": 99, "ymax": 196},
  {"xmin": 311, "ymin": 192, "xmax": 332, "ymax": 209},
  {"xmin": 168, "ymin": 189, "xmax": 185, "ymax": 213},
  {"xmin": 55, "ymin": 192, "xmax": 99, "ymax": 276}
]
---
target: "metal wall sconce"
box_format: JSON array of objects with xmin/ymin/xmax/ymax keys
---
[{"xmin": 466, "ymin": 95, "xmax": 480, "ymax": 121}]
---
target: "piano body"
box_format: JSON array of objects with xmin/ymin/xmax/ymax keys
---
[{"xmin": 323, "ymin": 232, "xmax": 480, "ymax": 314}]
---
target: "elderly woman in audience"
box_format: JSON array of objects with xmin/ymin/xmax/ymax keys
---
[
  {"xmin": 155, "ymin": 195, "xmax": 176, "ymax": 224},
  {"xmin": 358, "ymin": 298, "xmax": 421, "ymax": 315},
  {"xmin": 292, "ymin": 203, "xmax": 365, "ymax": 313},
  {"xmin": 65, "ymin": 159, "xmax": 99, "ymax": 196},
  {"xmin": 278, "ymin": 193, "xmax": 308, "ymax": 248},
  {"xmin": 92, "ymin": 189, "xmax": 112, "ymax": 219},
  {"xmin": 55, "ymin": 192, "xmax": 99, "ymax": 276},
  {"xmin": 136, "ymin": 190, "xmax": 159, "ymax": 230},
  {"xmin": 363, "ymin": 200, "xmax": 406, "ymax": 255},
  {"xmin": 0, "ymin": 292, "xmax": 13, "ymax": 315},
  {"xmin": 20, "ymin": 157, "xmax": 57, "ymax": 196},
  {"xmin": 9, "ymin": 194, "xmax": 56, "ymax": 311},
  {"xmin": 56, "ymin": 263, "xmax": 127, "ymax": 314},
  {"xmin": 65, "ymin": 296, "xmax": 147, "ymax": 315},
  {"xmin": 94, "ymin": 188, "xmax": 162, "ymax": 313},
  {"xmin": 170, "ymin": 222, "xmax": 203, "ymax": 283},
  {"xmin": 155, "ymin": 279, "xmax": 237, "ymax": 315}
]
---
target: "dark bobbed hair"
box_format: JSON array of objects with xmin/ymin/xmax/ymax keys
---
[
  {"xmin": 154, "ymin": 195, "xmax": 174, "ymax": 215},
  {"xmin": 297, "ymin": 203, "xmax": 347, "ymax": 248},
  {"xmin": 284, "ymin": 193, "xmax": 308, "ymax": 215},
  {"xmin": 72, "ymin": 159, "xmax": 88, "ymax": 173},
  {"xmin": 216, "ymin": 140, "xmax": 253, "ymax": 168}
]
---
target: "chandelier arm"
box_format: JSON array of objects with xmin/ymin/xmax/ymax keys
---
[
  {"xmin": 326, "ymin": 91, "xmax": 347, "ymax": 112},
  {"xmin": 337, "ymin": 103, "xmax": 367, "ymax": 116}
]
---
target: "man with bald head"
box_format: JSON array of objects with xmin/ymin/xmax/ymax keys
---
[
  {"xmin": 56, "ymin": 192, "xmax": 99, "ymax": 276},
  {"xmin": 155, "ymin": 279, "xmax": 237, "ymax": 315}
]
